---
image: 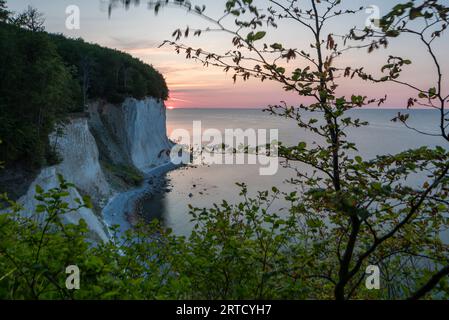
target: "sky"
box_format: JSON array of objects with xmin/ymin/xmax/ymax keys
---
[{"xmin": 6, "ymin": 0, "xmax": 449, "ymax": 108}]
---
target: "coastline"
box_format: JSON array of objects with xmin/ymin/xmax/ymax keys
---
[{"xmin": 102, "ymin": 161, "xmax": 179, "ymax": 237}]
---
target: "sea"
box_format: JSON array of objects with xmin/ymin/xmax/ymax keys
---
[{"xmin": 140, "ymin": 108, "xmax": 446, "ymax": 236}]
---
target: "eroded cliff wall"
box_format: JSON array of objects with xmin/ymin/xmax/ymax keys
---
[
  {"xmin": 89, "ymin": 97, "xmax": 172, "ymax": 172},
  {"xmin": 17, "ymin": 98, "xmax": 172, "ymax": 241},
  {"xmin": 18, "ymin": 118, "xmax": 110, "ymax": 242}
]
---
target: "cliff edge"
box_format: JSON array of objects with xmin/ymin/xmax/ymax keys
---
[{"xmin": 16, "ymin": 98, "xmax": 173, "ymax": 241}]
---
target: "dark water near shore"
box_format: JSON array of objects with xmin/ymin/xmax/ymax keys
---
[{"xmin": 141, "ymin": 109, "xmax": 446, "ymax": 236}]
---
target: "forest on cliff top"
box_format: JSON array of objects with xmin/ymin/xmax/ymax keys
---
[{"xmin": 0, "ymin": 21, "xmax": 168, "ymax": 169}]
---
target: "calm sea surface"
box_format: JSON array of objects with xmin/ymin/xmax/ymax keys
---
[{"xmin": 141, "ymin": 109, "xmax": 446, "ymax": 236}]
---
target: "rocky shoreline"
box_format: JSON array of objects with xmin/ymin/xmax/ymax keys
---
[{"xmin": 102, "ymin": 162, "xmax": 179, "ymax": 237}]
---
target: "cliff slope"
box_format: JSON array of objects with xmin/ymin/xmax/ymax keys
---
[{"xmin": 17, "ymin": 98, "xmax": 173, "ymax": 241}]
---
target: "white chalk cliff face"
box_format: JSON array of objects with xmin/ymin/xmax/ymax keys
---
[
  {"xmin": 89, "ymin": 97, "xmax": 173, "ymax": 171},
  {"xmin": 19, "ymin": 118, "xmax": 110, "ymax": 242},
  {"xmin": 122, "ymin": 98, "xmax": 172, "ymax": 171},
  {"xmin": 19, "ymin": 167, "xmax": 109, "ymax": 242},
  {"xmin": 18, "ymin": 98, "xmax": 173, "ymax": 241},
  {"xmin": 51, "ymin": 118, "xmax": 111, "ymax": 203}
]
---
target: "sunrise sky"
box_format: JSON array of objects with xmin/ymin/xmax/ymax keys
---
[{"xmin": 7, "ymin": 0, "xmax": 449, "ymax": 108}]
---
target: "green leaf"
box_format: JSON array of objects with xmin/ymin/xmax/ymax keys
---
[
  {"xmin": 36, "ymin": 204, "xmax": 46, "ymax": 213},
  {"xmin": 409, "ymin": 7, "xmax": 423, "ymax": 20},
  {"xmin": 270, "ymin": 43, "xmax": 283, "ymax": 50},
  {"xmin": 276, "ymin": 67, "xmax": 286, "ymax": 74},
  {"xmin": 82, "ymin": 195, "xmax": 93, "ymax": 209},
  {"xmin": 372, "ymin": 182, "xmax": 382, "ymax": 191},
  {"xmin": 254, "ymin": 31, "xmax": 266, "ymax": 40},
  {"xmin": 418, "ymin": 92, "xmax": 428, "ymax": 99},
  {"xmin": 35, "ymin": 185, "xmax": 44, "ymax": 194}
]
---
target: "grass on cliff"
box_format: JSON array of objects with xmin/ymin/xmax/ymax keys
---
[{"xmin": 102, "ymin": 162, "xmax": 144, "ymax": 187}]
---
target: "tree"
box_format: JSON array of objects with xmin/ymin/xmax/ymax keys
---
[
  {"xmin": 80, "ymin": 55, "xmax": 94, "ymax": 109},
  {"xmin": 1, "ymin": 0, "xmax": 448, "ymax": 302},
  {"xmin": 0, "ymin": 23, "xmax": 76, "ymax": 168},
  {"xmin": 49, "ymin": 35, "xmax": 169, "ymax": 103},
  {"xmin": 110, "ymin": 0, "xmax": 449, "ymax": 300},
  {"xmin": 12, "ymin": 5, "xmax": 45, "ymax": 32},
  {"xmin": 348, "ymin": 1, "xmax": 449, "ymax": 144},
  {"xmin": 0, "ymin": 23, "xmax": 168, "ymax": 169},
  {"xmin": 0, "ymin": 0, "xmax": 10, "ymax": 22},
  {"xmin": 0, "ymin": 176, "xmax": 189, "ymax": 299}
]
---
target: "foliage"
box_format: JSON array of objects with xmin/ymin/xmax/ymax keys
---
[
  {"xmin": 0, "ymin": 0, "xmax": 10, "ymax": 22},
  {"xmin": 107, "ymin": 0, "xmax": 449, "ymax": 300},
  {"xmin": 0, "ymin": 16, "xmax": 168, "ymax": 169},
  {"xmin": 0, "ymin": 22, "xmax": 79, "ymax": 167},
  {"xmin": 1, "ymin": 165, "xmax": 448, "ymax": 299},
  {"xmin": 180, "ymin": 185, "xmax": 306, "ymax": 299},
  {"xmin": 0, "ymin": 176, "xmax": 177, "ymax": 299},
  {"xmin": 11, "ymin": 5, "xmax": 46, "ymax": 32},
  {"xmin": 102, "ymin": 162, "xmax": 144, "ymax": 186},
  {"xmin": 49, "ymin": 34, "xmax": 168, "ymax": 104},
  {"xmin": 347, "ymin": 0, "xmax": 449, "ymax": 143},
  {"xmin": 1, "ymin": 0, "xmax": 449, "ymax": 301},
  {"xmin": 0, "ymin": 178, "xmax": 302, "ymax": 299}
]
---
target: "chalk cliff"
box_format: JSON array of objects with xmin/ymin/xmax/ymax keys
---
[
  {"xmin": 17, "ymin": 98, "xmax": 172, "ymax": 241},
  {"xmin": 88, "ymin": 97, "xmax": 172, "ymax": 172}
]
